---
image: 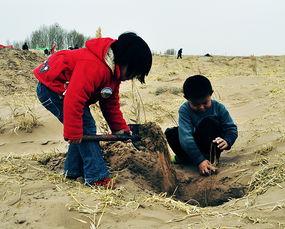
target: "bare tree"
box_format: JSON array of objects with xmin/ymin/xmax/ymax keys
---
[
  {"xmin": 30, "ymin": 25, "xmax": 49, "ymax": 48},
  {"xmin": 48, "ymin": 23, "xmax": 65, "ymax": 49},
  {"xmin": 66, "ymin": 30, "xmax": 85, "ymax": 48},
  {"xmin": 20, "ymin": 23, "xmax": 91, "ymax": 50},
  {"xmin": 164, "ymin": 49, "xmax": 176, "ymax": 55}
]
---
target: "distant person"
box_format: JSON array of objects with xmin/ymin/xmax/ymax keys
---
[
  {"xmin": 22, "ymin": 42, "xmax": 29, "ymax": 51},
  {"xmin": 165, "ymin": 75, "xmax": 238, "ymax": 176},
  {"xmin": 177, "ymin": 48, "xmax": 183, "ymax": 59},
  {"xmin": 51, "ymin": 43, "xmax": 56, "ymax": 54},
  {"xmin": 33, "ymin": 32, "xmax": 152, "ymax": 187},
  {"xmin": 44, "ymin": 48, "xmax": 50, "ymax": 56}
]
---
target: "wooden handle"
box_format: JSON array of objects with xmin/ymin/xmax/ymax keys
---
[{"xmin": 82, "ymin": 134, "xmax": 141, "ymax": 142}]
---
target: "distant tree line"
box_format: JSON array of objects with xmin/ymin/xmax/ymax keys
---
[
  {"xmin": 152, "ymin": 49, "xmax": 177, "ymax": 56},
  {"xmin": 164, "ymin": 49, "xmax": 176, "ymax": 55},
  {"xmin": 8, "ymin": 24, "xmax": 175, "ymax": 55},
  {"xmin": 9, "ymin": 23, "xmax": 92, "ymax": 50}
]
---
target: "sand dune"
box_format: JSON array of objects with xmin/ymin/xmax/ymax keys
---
[{"xmin": 0, "ymin": 48, "xmax": 285, "ymax": 228}]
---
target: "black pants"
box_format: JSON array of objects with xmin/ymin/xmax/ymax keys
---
[{"xmin": 165, "ymin": 117, "xmax": 224, "ymax": 164}]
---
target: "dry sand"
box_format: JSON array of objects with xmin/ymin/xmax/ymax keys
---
[{"xmin": 0, "ymin": 48, "xmax": 285, "ymax": 228}]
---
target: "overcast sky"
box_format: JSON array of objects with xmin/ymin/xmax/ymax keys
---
[{"xmin": 1, "ymin": 0, "xmax": 284, "ymax": 56}]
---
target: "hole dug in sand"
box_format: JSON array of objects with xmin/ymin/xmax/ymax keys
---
[
  {"xmin": 38, "ymin": 122, "xmax": 246, "ymax": 207},
  {"xmin": 103, "ymin": 122, "xmax": 247, "ymax": 207}
]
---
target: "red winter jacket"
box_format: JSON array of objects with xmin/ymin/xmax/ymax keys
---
[{"xmin": 33, "ymin": 38, "xmax": 130, "ymax": 139}]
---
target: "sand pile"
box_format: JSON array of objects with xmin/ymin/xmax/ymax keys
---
[
  {"xmin": 0, "ymin": 48, "xmax": 45, "ymax": 96},
  {"xmin": 0, "ymin": 48, "xmax": 46, "ymax": 134},
  {"xmin": 38, "ymin": 122, "xmax": 177, "ymax": 193}
]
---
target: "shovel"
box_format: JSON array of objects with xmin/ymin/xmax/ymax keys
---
[{"xmin": 82, "ymin": 124, "xmax": 143, "ymax": 150}]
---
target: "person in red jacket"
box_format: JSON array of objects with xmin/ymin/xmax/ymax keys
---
[
  {"xmin": 34, "ymin": 32, "xmax": 152, "ymax": 186},
  {"xmin": 50, "ymin": 43, "xmax": 56, "ymax": 54}
]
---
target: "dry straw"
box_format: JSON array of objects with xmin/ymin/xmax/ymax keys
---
[
  {"xmin": 4, "ymin": 98, "xmax": 41, "ymax": 133},
  {"xmin": 247, "ymin": 160, "xmax": 285, "ymax": 196},
  {"xmin": 142, "ymin": 192, "xmax": 218, "ymax": 223},
  {"xmin": 1, "ymin": 142, "xmax": 285, "ymax": 227},
  {"xmin": 130, "ymin": 80, "xmax": 146, "ymax": 124}
]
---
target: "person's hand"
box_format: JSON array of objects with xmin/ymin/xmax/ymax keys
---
[
  {"xmin": 212, "ymin": 137, "xmax": 228, "ymax": 150},
  {"xmin": 65, "ymin": 138, "xmax": 82, "ymax": 144},
  {"xmin": 198, "ymin": 160, "xmax": 217, "ymax": 176},
  {"xmin": 113, "ymin": 129, "xmax": 133, "ymax": 142}
]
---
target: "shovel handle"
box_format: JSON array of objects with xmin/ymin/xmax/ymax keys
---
[{"xmin": 82, "ymin": 134, "xmax": 140, "ymax": 142}]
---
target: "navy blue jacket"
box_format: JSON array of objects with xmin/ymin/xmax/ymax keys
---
[{"xmin": 178, "ymin": 100, "xmax": 238, "ymax": 165}]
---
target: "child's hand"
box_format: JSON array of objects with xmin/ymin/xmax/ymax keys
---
[
  {"xmin": 212, "ymin": 137, "xmax": 228, "ymax": 150},
  {"xmin": 198, "ymin": 160, "xmax": 217, "ymax": 176},
  {"xmin": 113, "ymin": 129, "xmax": 133, "ymax": 142}
]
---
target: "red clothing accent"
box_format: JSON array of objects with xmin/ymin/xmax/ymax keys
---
[
  {"xmin": 51, "ymin": 44, "xmax": 56, "ymax": 54},
  {"xmin": 0, "ymin": 44, "xmax": 13, "ymax": 48},
  {"xmin": 33, "ymin": 38, "xmax": 130, "ymax": 139}
]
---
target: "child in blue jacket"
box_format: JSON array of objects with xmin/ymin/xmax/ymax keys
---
[{"xmin": 165, "ymin": 75, "xmax": 238, "ymax": 175}]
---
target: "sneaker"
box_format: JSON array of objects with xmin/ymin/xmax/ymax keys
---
[
  {"xmin": 89, "ymin": 178, "xmax": 116, "ymax": 189},
  {"xmin": 170, "ymin": 155, "xmax": 191, "ymax": 165},
  {"xmin": 170, "ymin": 155, "xmax": 176, "ymax": 163}
]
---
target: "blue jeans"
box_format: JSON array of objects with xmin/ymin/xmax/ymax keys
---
[{"xmin": 36, "ymin": 82, "xmax": 109, "ymax": 183}]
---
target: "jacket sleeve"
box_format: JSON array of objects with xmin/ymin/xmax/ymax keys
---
[
  {"xmin": 178, "ymin": 105, "xmax": 206, "ymax": 165},
  {"xmin": 63, "ymin": 61, "xmax": 105, "ymax": 139},
  {"xmin": 218, "ymin": 104, "xmax": 238, "ymax": 149},
  {"xmin": 99, "ymin": 83, "xmax": 130, "ymax": 132}
]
